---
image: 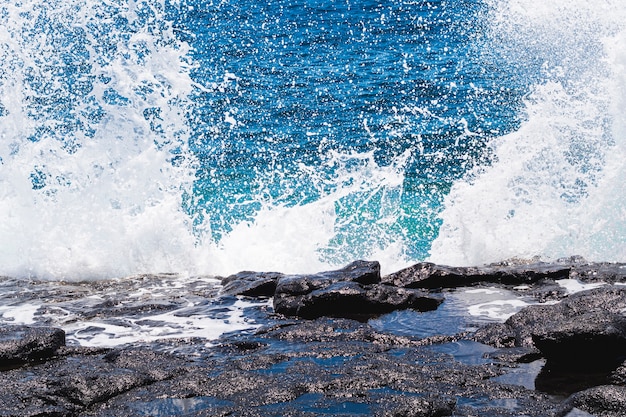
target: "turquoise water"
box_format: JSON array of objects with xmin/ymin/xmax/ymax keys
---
[
  {"xmin": 180, "ymin": 0, "xmax": 522, "ymax": 264},
  {"xmin": 0, "ymin": 0, "xmax": 624, "ymax": 279}
]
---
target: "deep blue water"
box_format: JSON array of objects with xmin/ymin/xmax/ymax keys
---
[{"xmin": 173, "ymin": 0, "xmax": 523, "ymax": 260}]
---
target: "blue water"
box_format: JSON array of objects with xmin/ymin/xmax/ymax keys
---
[
  {"xmin": 179, "ymin": 0, "xmax": 520, "ymax": 258},
  {"xmin": 0, "ymin": 0, "xmax": 624, "ymax": 279}
]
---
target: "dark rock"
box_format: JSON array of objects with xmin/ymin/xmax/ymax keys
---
[
  {"xmin": 273, "ymin": 261, "xmax": 442, "ymax": 319},
  {"xmin": 521, "ymin": 281, "xmax": 569, "ymax": 303},
  {"xmin": 275, "ymin": 260, "xmax": 381, "ymax": 296},
  {"xmin": 74, "ymin": 317, "xmax": 559, "ymax": 417},
  {"xmin": 484, "ymin": 346, "xmax": 543, "ymax": 364},
  {"xmin": 382, "ymin": 261, "xmax": 571, "ymax": 289},
  {"xmin": 0, "ymin": 325, "xmax": 65, "ymax": 367},
  {"xmin": 563, "ymin": 385, "xmax": 626, "ymax": 417},
  {"xmin": 474, "ymin": 285, "xmax": 626, "ymax": 400},
  {"xmin": 533, "ymin": 319, "xmax": 626, "ymax": 370},
  {"xmin": 0, "ymin": 347, "xmax": 186, "ymax": 416},
  {"xmin": 372, "ymin": 395, "xmax": 456, "ymax": 417},
  {"xmin": 220, "ymin": 271, "xmax": 284, "ymax": 297},
  {"xmin": 4, "ymin": 259, "xmax": 626, "ymax": 416},
  {"xmin": 475, "ymin": 287, "xmax": 626, "ymax": 370},
  {"xmin": 473, "ymin": 322, "xmax": 519, "ymax": 348},
  {"xmin": 535, "ymin": 364, "xmax": 615, "ymax": 397},
  {"xmin": 569, "ymin": 262, "xmax": 626, "ymax": 284},
  {"xmin": 609, "ymin": 361, "xmax": 626, "ymax": 385},
  {"xmin": 327, "ymin": 259, "xmax": 382, "ymax": 285}
]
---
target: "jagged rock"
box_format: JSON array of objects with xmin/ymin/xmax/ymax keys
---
[
  {"xmin": 220, "ymin": 271, "xmax": 284, "ymax": 297},
  {"xmin": 371, "ymin": 395, "xmax": 457, "ymax": 417},
  {"xmin": 273, "ymin": 261, "xmax": 442, "ymax": 319},
  {"xmin": 0, "ymin": 347, "xmax": 187, "ymax": 416},
  {"xmin": 382, "ymin": 261, "xmax": 572, "ymax": 289},
  {"xmin": 569, "ymin": 262, "xmax": 626, "ymax": 284},
  {"xmin": 0, "ymin": 325, "xmax": 65, "ymax": 366},
  {"xmin": 276, "ymin": 260, "xmax": 381, "ymax": 295},
  {"xmin": 563, "ymin": 385, "xmax": 626, "ymax": 417},
  {"xmin": 276, "ymin": 281, "xmax": 443, "ymax": 319},
  {"xmin": 474, "ymin": 287, "xmax": 626, "ymax": 371},
  {"xmin": 610, "ymin": 361, "xmax": 626, "ymax": 386},
  {"xmin": 3, "ymin": 259, "xmax": 626, "ymax": 416}
]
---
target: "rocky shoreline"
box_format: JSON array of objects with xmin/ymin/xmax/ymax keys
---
[{"xmin": 1, "ymin": 257, "xmax": 626, "ymax": 416}]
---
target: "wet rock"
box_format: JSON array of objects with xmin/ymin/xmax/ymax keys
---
[
  {"xmin": 563, "ymin": 385, "xmax": 626, "ymax": 417},
  {"xmin": 276, "ymin": 260, "xmax": 381, "ymax": 295},
  {"xmin": 475, "ymin": 287, "xmax": 626, "ymax": 371},
  {"xmin": 382, "ymin": 261, "xmax": 572, "ymax": 289},
  {"xmin": 220, "ymin": 271, "xmax": 284, "ymax": 297},
  {"xmin": 609, "ymin": 361, "xmax": 626, "ymax": 385},
  {"xmin": 0, "ymin": 306, "xmax": 586, "ymax": 417},
  {"xmin": 371, "ymin": 395, "xmax": 457, "ymax": 417},
  {"xmin": 0, "ymin": 347, "xmax": 186, "ymax": 416},
  {"xmin": 473, "ymin": 322, "xmax": 519, "ymax": 349},
  {"xmin": 569, "ymin": 262, "xmax": 626, "ymax": 284},
  {"xmin": 4, "ymin": 259, "xmax": 626, "ymax": 416},
  {"xmin": 275, "ymin": 281, "xmax": 443, "ymax": 319},
  {"xmin": 0, "ymin": 325, "xmax": 65, "ymax": 367},
  {"xmin": 273, "ymin": 261, "xmax": 442, "ymax": 319},
  {"xmin": 532, "ymin": 317, "xmax": 626, "ymax": 370},
  {"xmin": 76, "ymin": 317, "xmax": 558, "ymax": 417}
]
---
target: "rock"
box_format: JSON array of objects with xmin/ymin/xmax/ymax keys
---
[
  {"xmin": 382, "ymin": 261, "xmax": 571, "ymax": 289},
  {"xmin": 276, "ymin": 260, "xmax": 381, "ymax": 295},
  {"xmin": 75, "ymin": 317, "xmax": 559, "ymax": 417},
  {"xmin": 0, "ymin": 325, "xmax": 65, "ymax": 367},
  {"xmin": 609, "ymin": 361, "xmax": 626, "ymax": 385},
  {"xmin": 3, "ymin": 259, "xmax": 626, "ymax": 416},
  {"xmin": 0, "ymin": 347, "xmax": 186, "ymax": 416},
  {"xmin": 569, "ymin": 262, "xmax": 626, "ymax": 284},
  {"xmin": 532, "ymin": 314, "xmax": 626, "ymax": 370},
  {"xmin": 563, "ymin": 385, "xmax": 626, "ymax": 417},
  {"xmin": 275, "ymin": 281, "xmax": 442, "ymax": 319},
  {"xmin": 372, "ymin": 395, "xmax": 456, "ymax": 417},
  {"xmin": 273, "ymin": 261, "xmax": 442, "ymax": 319},
  {"xmin": 220, "ymin": 271, "xmax": 284, "ymax": 297},
  {"xmin": 475, "ymin": 287, "xmax": 626, "ymax": 371}
]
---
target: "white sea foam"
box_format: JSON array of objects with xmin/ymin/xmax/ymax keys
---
[
  {"xmin": 467, "ymin": 299, "xmax": 531, "ymax": 322},
  {"xmin": 453, "ymin": 286, "xmax": 536, "ymax": 322},
  {"xmin": 62, "ymin": 297, "xmax": 264, "ymax": 347},
  {"xmin": 0, "ymin": 274, "xmax": 265, "ymax": 347},
  {"xmin": 0, "ymin": 0, "xmax": 207, "ymax": 280},
  {"xmin": 205, "ymin": 150, "xmax": 413, "ymax": 276},
  {"xmin": 429, "ymin": 0, "xmax": 626, "ymax": 266},
  {"xmin": 556, "ymin": 279, "xmax": 606, "ymax": 295},
  {"xmin": 0, "ymin": 303, "xmax": 40, "ymax": 324}
]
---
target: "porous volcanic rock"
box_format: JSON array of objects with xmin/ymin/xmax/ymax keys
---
[
  {"xmin": 382, "ymin": 260, "xmax": 570, "ymax": 289},
  {"xmin": 220, "ymin": 271, "xmax": 284, "ymax": 297},
  {"xmin": 3, "ymin": 258, "xmax": 626, "ymax": 416},
  {"xmin": 382, "ymin": 257, "xmax": 626, "ymax": 289},
  {"xmin": 272, "ymin": 260, "xmax": 443, "ymax": 319},
  {"xmin": 562, "ymin": 385, "xmax": 626, "ymax": 417},
  {"xmin": 0, "ymin": 325, "xmax": 65, "ymax": 367},
  {"xmin": 474, "ymin": 286, "xmax": 626, "ymax": 371}
]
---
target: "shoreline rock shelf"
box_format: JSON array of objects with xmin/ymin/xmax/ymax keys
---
[{"xmin": 1, "ymin": 258, "xmax": 626, "ymax": 416}]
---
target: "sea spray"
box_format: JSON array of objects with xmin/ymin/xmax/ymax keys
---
[
  {"xmin": 207, "ymin": 150, "xmax": 413, "ymax": 275},
  {"xmin": 0, "ymin": 0, "xmax": 203, "ymax": 279},
  {"xmin": 3, "ymin": 0, "xmax": 601, "ymax": 280},
  {"xmin": 430, "ymin": 0, "xmax": 626, "ymax": 265}
]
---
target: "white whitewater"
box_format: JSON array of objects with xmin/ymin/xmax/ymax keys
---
[
  {"xmin": 1, "ymin": 0, "xmax": 624, "ymax": 282},
  {"xmin": 0, "ymin": 0, "xmax": 413, "ymax": 278},
  {"xmin": 430, "ymin": 0, "xmax": 626, "ymax": 265},
  {"xmin": 0, "ymin": 0, "xmax": 206, "ymax": 279}
]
